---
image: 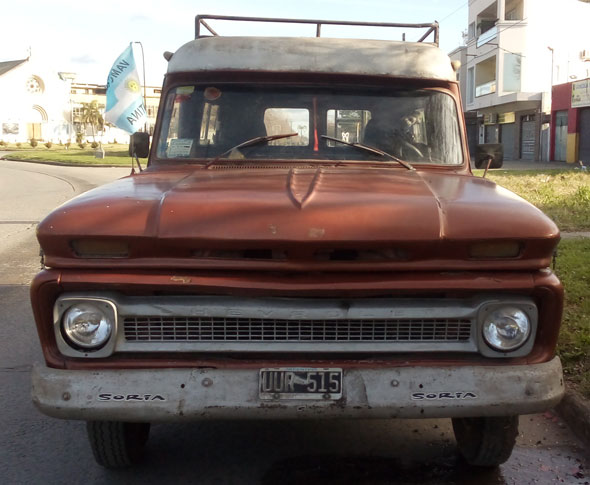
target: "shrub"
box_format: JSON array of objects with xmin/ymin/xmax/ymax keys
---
[
  {"xmin": 44, "ymin": 141, "xmax": 52, "ymax": 149},
  {"xmin": 113, "ymin": 138, "xmax": 118, "ymax": 144},
  {"xmin": 91, "ymin": 141, "xmax": 99, "ymax": 149},
  {"xmin": 16, "ymin": 142, "xmax": 22, "ymax": 148},
  {"xmin": 30, "ymin": 138, "xmax": 38, "ymax": 148},
  {"xmin": 76, "ymin": 132, "xmax": 83, "ymax": 143},
  {"xmin": 78, "ymin": 142, "xmax": 87, "ymax": 149},
  {"xmin": 0, "ymin": 140, "xmax": 5, "ymax": 147}
]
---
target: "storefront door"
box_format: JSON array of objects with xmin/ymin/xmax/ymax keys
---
[{"xmin": 554, "ymin": 111, "xmax": 568, "ymax": 161}]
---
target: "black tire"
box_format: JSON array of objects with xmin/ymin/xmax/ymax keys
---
[
  {"xmin": 86, "ymin": 421, "xmax": 150, "ymax": 468},
  {"xmin": 452, "ymin": 416, "xmax": 519, "ymax": 467}
]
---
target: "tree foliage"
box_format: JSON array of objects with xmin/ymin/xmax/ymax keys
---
[{"xmin": 79, "ymin": 100, "xmax": 104, "ymax": 142}]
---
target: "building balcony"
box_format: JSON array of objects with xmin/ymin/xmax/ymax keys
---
[
  {"xmin": 476, "ymin": 80, "xmax": 497, "ymax": 97},
  {"xmin": 477, "ymin": 25, "xmax": 498, "ymax": 48}
]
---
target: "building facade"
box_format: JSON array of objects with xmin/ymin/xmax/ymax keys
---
[
  {"xmin": 0, "ymin": 57, "xmax": 71, "ymax": 143},
  {"xmin": 0, "ymin": 56, "xmax": 161, "ymax": 145},
  {"xmin": 459, "ymin": 0, "xmax": 590, "ymax": 161}
]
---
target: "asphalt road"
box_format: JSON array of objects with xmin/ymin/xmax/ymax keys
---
[{"xmin": 0, "ymin": 159, "xmax": 588, "ymax": 484}]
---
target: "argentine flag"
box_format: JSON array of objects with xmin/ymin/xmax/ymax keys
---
[{"xmin": 105, "ymin": 45, "xmax": 147, "ymax": 134}]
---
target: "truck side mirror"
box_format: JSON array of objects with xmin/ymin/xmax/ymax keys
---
[
  {"xmin": 129, "ymin": 132, "xmax": 150, "ymax": 158},
  {"xmin": 474, "ymin": 143, "xmax": 503, "ymax": 170}
]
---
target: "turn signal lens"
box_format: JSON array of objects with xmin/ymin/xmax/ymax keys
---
[
  {"xmin": 71, "ymin": 239, "xmax": 129, "ymax": 258},
  {"xmin": 469, "ymin": 241, "xmax": 521, "ymax": 259}
]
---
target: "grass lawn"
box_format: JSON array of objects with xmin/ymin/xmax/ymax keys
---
[
  {"xmin": 479, "ymin": 169, "xmax": 590, "ymax": 231},
  {"xmin": 2, "ymin": 144, "xmax": 133, "ymax": 166},
  {"xmin": 555, "ymin": 238, "xmax": 590, "ymax": 397}
]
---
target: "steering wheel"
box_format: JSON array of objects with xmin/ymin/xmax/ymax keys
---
[{"xmin": 394, "ymin": 131, "xmax": 424, "ymax": 159}]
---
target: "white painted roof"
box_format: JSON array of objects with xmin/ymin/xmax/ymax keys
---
[{"xmin": 167, "ymin": 37, "xmax": 456, "ymax": 81}]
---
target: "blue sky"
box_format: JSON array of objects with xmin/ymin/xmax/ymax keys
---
[{"xmin": 1, "ymin": 0, "xmax": 467, "ymax": 86}]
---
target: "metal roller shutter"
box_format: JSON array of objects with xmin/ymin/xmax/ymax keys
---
[
  {"xmin": 500, "ymin": 123, "xmax": 515, "ymax": 160},
  {"xmin": 521, "ymin": 118, "xmax": 535, "ymax": 160},
  {"xmin": 578, "ymin": 108, "xmax": 590, "ymax": 164}
]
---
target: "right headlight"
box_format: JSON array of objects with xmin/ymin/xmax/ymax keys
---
[
  {"xmin": 62, "ymin": 302, "xmax": 113, "ymax": 349},
  {"xmin": 482, "ymin": 306, "xmax": 531, "ymax": 351}
]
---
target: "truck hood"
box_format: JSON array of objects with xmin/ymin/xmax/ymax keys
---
[{"xmin": 37, "ymin": 165, "xmax": 560, "ymax": 271}]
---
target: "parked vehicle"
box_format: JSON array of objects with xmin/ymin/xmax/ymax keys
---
[{"xmin": 31, "ymin": 15, "xmax": 564, "ymax": 468}]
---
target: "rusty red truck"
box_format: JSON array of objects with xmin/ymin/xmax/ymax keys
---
[{"xmin": 30, "ymin": 15, "xmax": 564, "ymax": 468}]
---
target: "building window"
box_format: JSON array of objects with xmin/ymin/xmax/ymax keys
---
[
  {"xmin": 503, "ymin": 53, "xmax": 521, "ymax": 93},
  {"xmin": 25, "ymin": 76, "xmax": 44, "ymax": 94},
  {"xmin": 504, "ymin": 0, "xmax": 524, "ymax": 20}
]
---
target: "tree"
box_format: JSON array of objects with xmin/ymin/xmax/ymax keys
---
[{"xmin": 79, "ymin": 100, "xmax": 104, "ymax": 143}]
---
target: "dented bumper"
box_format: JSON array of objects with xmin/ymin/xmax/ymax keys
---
[{"xmin": 32, "ymin": 357, "xmax": 564, "ymax": 422}]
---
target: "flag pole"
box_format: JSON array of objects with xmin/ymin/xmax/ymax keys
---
[{"xmin": 133, "ymin": 41, "xmax": 148, "ymax": 132}]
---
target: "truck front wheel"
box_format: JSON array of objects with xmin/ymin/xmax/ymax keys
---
[
  {"xmin": 86, "ymin": 421, "xmax": 150, "ymax": 468},
  {"xmin": 452, "ymin": 416, "xmax": 518, "ymax": 467}
]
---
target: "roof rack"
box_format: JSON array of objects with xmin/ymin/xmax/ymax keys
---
[{"xmin": 195, "ymin": 15, "xmax": 439, "ymax": 46}]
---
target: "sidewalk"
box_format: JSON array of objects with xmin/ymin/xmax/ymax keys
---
[{"xmin": 472, "ymin": 159, "xmax": 586, "ymax": 171}]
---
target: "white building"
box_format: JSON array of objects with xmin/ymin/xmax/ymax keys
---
[
  {"xmin": 458, "ymin": 0, "xmax": 590, "ymax": 160},
  {"xmin": 0, "ymin": 55, "xmax": 161, "ymax": 145},
  {"xmin": 0, "ymin": 56, "xmax": 71, "ymax": 143}
]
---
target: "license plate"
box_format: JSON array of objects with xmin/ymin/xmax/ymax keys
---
[{"xmin": 259, "ymin": 367, "xmax": 343, "ymax": 400}]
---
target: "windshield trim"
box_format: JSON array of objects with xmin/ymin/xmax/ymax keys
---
[{"xmin": 150, "ymin": 82, "xmax": 467, "ymax": 169}]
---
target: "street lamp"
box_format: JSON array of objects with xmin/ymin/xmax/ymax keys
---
[{"xmin": 547, "ymin": 46, "xmax": 554, "ymax": 86}]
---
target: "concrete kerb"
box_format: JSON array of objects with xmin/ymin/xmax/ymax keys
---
[
  {"xmin": 0, "ymin": 155, "xmax": 131, "ymax": 169},
  {"xmin": 556, "ymin": 390, "xmax": 590, "ymax": 446},
  {"xmin": 556, "ymin": 232, "xmax": 590, "ymax": 446}
]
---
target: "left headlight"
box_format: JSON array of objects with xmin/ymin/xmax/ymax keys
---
[
  {"xmin": 482, "ymin": 306, "xmax": 531, "ymax": 351},
  {"xmin": 62, "ymin": 302, "xmax": 113, "ymax": 349}
]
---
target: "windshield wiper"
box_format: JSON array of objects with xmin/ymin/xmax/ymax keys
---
[
  {"xmin": 206, "ymin": 133, "xmax": 298, "ymax": 167},
  {"xmin": 320, "ymin": 135, "xmax": 415, "ymax": 171}
]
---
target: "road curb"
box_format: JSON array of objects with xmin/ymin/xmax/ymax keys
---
[
  {"xmin": 0, "ymin": 156, "xmax": 130, "ymax": 169},
  {"xmin": 561, "ymin": 231, "xmax": 590, "ymax": 238},
  {"xmin": 556, "ymin": 389, "xmax": 590, "ymax": 446}
]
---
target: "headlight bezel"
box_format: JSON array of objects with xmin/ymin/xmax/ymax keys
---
[
  {"xmin": 54, "ymin": 296, "xmax": 118, "ymax": 358},
  {"xmin": 477, "ymin": 301, "xmax": 538, "ymax": 357},
  {"xmin": 62, "ymin": 302, "xmax": 114, "ymax": 350}
]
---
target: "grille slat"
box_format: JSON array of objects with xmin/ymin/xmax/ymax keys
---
[{"xmin": 123, "ymin": 316, "xmax": 472, "ymax": 343}]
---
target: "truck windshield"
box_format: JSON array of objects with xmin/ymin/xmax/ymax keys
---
[{"xmin": 155, "ymin": 85, "xmax": 463, "ymax": 165}]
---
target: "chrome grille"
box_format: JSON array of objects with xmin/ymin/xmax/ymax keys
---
[
  {"xmin": 54, "ymin": 293, "xmax": 539, "ymax": 357},
  {"xmin": 123, "ymin": 316, "xmax": 472, "ymax": 343}
]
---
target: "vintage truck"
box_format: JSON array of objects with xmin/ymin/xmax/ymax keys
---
[{"xmin": 31, "ymin": 15, "xmax": 564, "ymax": 468}]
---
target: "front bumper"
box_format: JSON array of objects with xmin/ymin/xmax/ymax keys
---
[{"xmin": 32, "ymin": 357, "xmax": 564, "ymax": 422}]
